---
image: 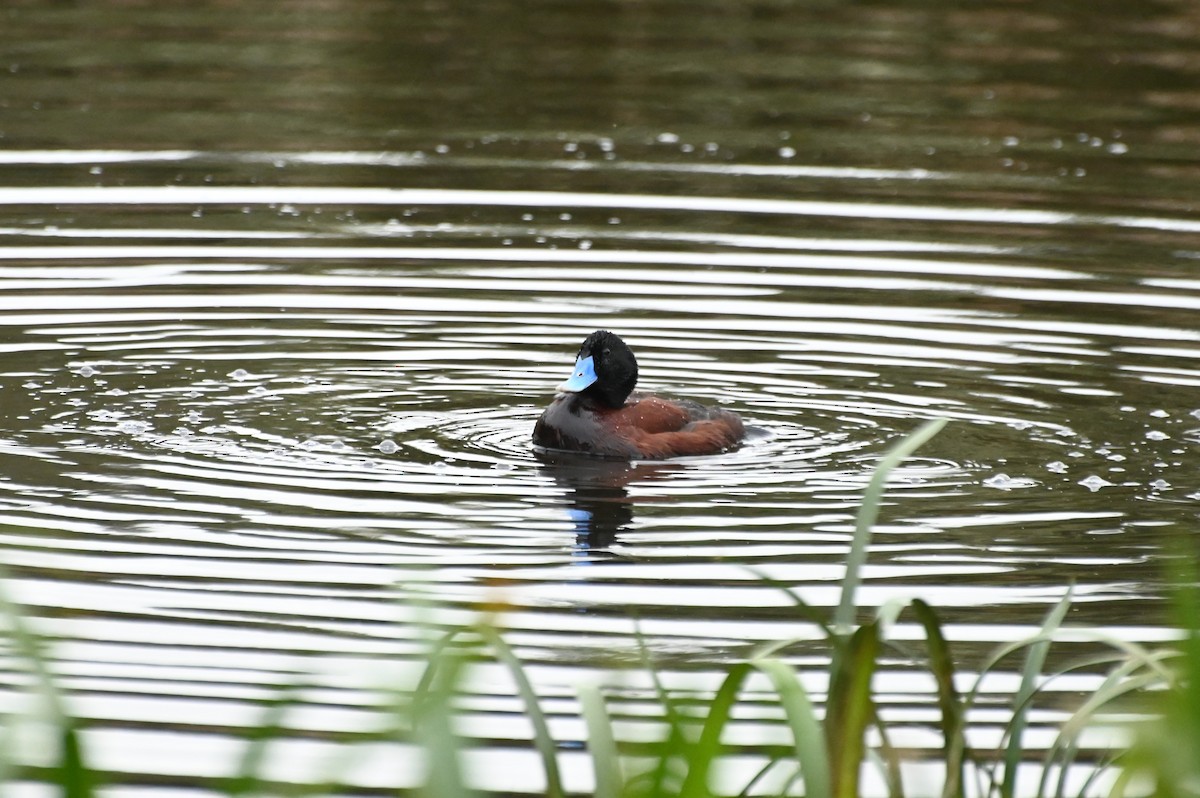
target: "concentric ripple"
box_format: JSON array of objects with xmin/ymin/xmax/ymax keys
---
[{"xmin": 0, "ymin": 162, "xmax": 1195, "ymax": 794}]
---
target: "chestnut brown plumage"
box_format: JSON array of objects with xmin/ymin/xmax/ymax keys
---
[{"xmin": 533, "ymin": 331, "xmax": 745, "ymax": 459}]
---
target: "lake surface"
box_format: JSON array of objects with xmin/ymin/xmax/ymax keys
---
[{"xmin": 2, "ymin": 1, "xmax": 1200, "ymax": 794}]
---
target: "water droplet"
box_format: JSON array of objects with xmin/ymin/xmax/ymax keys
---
[
  {"xmin": 1046, "ymin": 461, "xmax": 1068, "ymax": 473},
  {"xmin": 982, "ymin": 473, "xmax": 1037, "ymax": 490},
  {"xmin": 1146, "ymin": 430, "xmax": 1170, "ymax": 441},
  {"xmin": 76, "ymin": 365, "xmax": 96, "ymax": 378},
  {"xmin": 1078, "ymin": 475, "xmax": 1113, "ymax": 492},
  {"xmin": 229, "ymin": 369, "xmax": 249, "ymax": 381},
  {"xmin": 377, "ymin": 439, "xmax": 398, "ymax": 454},
  {"xmin": 1150, "ymin": 479, "xmax": 1171, "ymax": 491},
  {"xmin": 655, "ymin": 132, "xmax": 680, "ymax": 144}
]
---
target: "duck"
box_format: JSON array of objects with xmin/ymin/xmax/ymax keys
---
[{"xmin": 532, "ymin": 330, "xmax": 745, "ymax": 459}]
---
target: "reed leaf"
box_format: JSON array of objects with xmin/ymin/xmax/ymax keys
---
[
  {"xmin": 909, "ymin": 598, "xmax": 966, "ymax": 798},
  {"xmin": 227, "ymin": 678, "xmax": 305, "ymax": 797},
  {"xmin": 678, "ymin": 662, "xmax": 753, "ymax": 798},
  {"xmin": 827, "ymin": 622, "xmax": 881, "ymax": 798},
  {"xmin": 1000, "ymin": 587, "xmax": 1073, "ymax": 798},
  {"xmin": 578, "ymin": 683, "xmax": 623, "ymax": 798},
  {"xmin": 412, "ymin": 627, "xmax": 472, "ymax": 721},
  {"xmin": 1042, "ymin": 656, "xmax": 1168, "ymax": 798},
  {"xmin": 836, "ymin": 418, "xmax": 948, "ymax": 633},
  {"xmin": 867, "ymin": 705, "xmax": 904, "ymax": 798},
  {"xmin": 750, "ymin": 657, "xmax": 831, "ymax": 798},
  {"xmin": 59, "ymin": 726, "xmax": 93, "ymax": 798},
  {"xmin": 0, "ymin": 570, "xmax": 95, "ymax": 798},
  {"xmin": 477, "ymin": 625, "xmax": 565, "ymax": 798},
  {"xmin": 414, "ymin": 644, "xmax": 475, "ymax": 798},
  {"xmin": 635, "ymin": 627, "xmax": 690, "ymax": 798}
]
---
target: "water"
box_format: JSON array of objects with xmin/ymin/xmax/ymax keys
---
[{"xmin": 2, "ymin": 1, "xmax": 1200, "ymax": 794}]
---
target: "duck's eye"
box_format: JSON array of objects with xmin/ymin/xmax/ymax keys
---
[{"xmin": 603, "ymin": 348, "xmax": 611, "ymax": 355}]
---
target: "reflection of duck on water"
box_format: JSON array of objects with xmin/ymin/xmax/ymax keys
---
[
  {"xmin": 533, "ymin": 330, "xmax": 745, "ymax": 459},
  {"xmin": 534, "ymin": 450, "xmax": 681, "ymax": 555}
]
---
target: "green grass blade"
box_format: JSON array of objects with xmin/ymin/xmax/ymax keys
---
[
  {"xmin": 0, "ymin": 725, "xmax": 11, "ymax": 790},
  {"xmin": 910, "ymin": 599, "xmax": 966, "ymax": 798},
  {"xmin": 634, "ymin": 625, "xmax": 690, "ymax": 798},
  {"xmin": 0, "ymin": 568, "xmax": 95, "ymax": 798},
  {"xmin": 750, "ymin": 658, "xmax": 831, "ymax": 798},
  {"xmin": 867, "ymin": 705, "xmax": 903, "ymax": 798},
  {"xmin": 678, "ymin": 662, "xmax": 753, "ymax": 798},
  {"xmin": 827, "ymin": 623, "xmax": 881, "ymax": 798},
  {"xmin": 1041, "ymin": 659, "xmax": 1165, "ymax": 798},
  {"xmin": 227, "ymin": 677, "xmax": 307, "ymax": 797},
  {"xmin": 1001, "ymin": 587, "xmax": 1073, "ymax": 798},
  {"xmin": 60, "ymin": 725, "xmax": 94, "ymax": 798},
  {"xmin": 477, "ymin": 625, "xmax": 565, "ymax": 798},
  {"xmin": 412, "ymin": 628, "xmax": 471, "ymax": 719},
  {"xmin": 836, "ymin": 418, "xmax": 948, "ymax": 633},
  {"xmin": 578, "ymin": 683, "xmax": 624, "ymax": 798},
  {"xmin": 415, "ymin": 645, "xmax": 475, "ymax": 798},
  {"xmin": 736, "ymin": 757, "xmax": 788, "ymax": 798}
]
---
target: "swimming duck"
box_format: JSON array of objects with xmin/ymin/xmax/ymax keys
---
[{"xmin": 532, "ymin": 330, "xmax": 745, "ymax": 459}]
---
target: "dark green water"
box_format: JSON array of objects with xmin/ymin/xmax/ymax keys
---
[{"xmin": 1, "ymin": 1, "xmax": 1199, "ymax": 794}]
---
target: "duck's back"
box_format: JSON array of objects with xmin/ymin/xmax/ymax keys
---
[{"xmin": 533, "ymin": 392, "xmax": 744, "ymax": 459}]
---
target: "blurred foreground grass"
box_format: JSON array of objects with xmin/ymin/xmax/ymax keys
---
[{"xmin": 1, "ymin": 419, "xmax": 1197, "ymax": 797}]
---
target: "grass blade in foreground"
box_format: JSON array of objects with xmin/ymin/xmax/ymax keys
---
[
  {"xmin": 827, "ymin": 623, "xmax": 882, "ymax": 798},
  {"xmin": 1000, "ymin": 588, "xmax": 1072, "ymax": 798},
  {"xmin": 578, "ymin": 684, "xmax": 623, "ymax": 798},
  {"xmin": 477, "ymin": 625, "xmax": 566, "ymax": 798},
  {"xmin": 227, "ymin": 677, "xmax": 311, "ymax": 798},
  {"xmin": 413, "ymin": 642, "xmax": 476, "ymax": 798},
  {"xmin": 750, "ymin": 658, "xmax": 831, "ymax": 797},
  {"xmin": 679, "ymin": 662, "xmax": 753, "ymax": 798},
  {"xmin": 835, "ymin": 418, "xmax": 949, "ymax": 633},
  {"xmin": 0, "ymin": 569, "xmax": 95, "ymax": 798},
  {"xmin": 909, "ymin": 599, "xmax": 967, "ymax": 798}
]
